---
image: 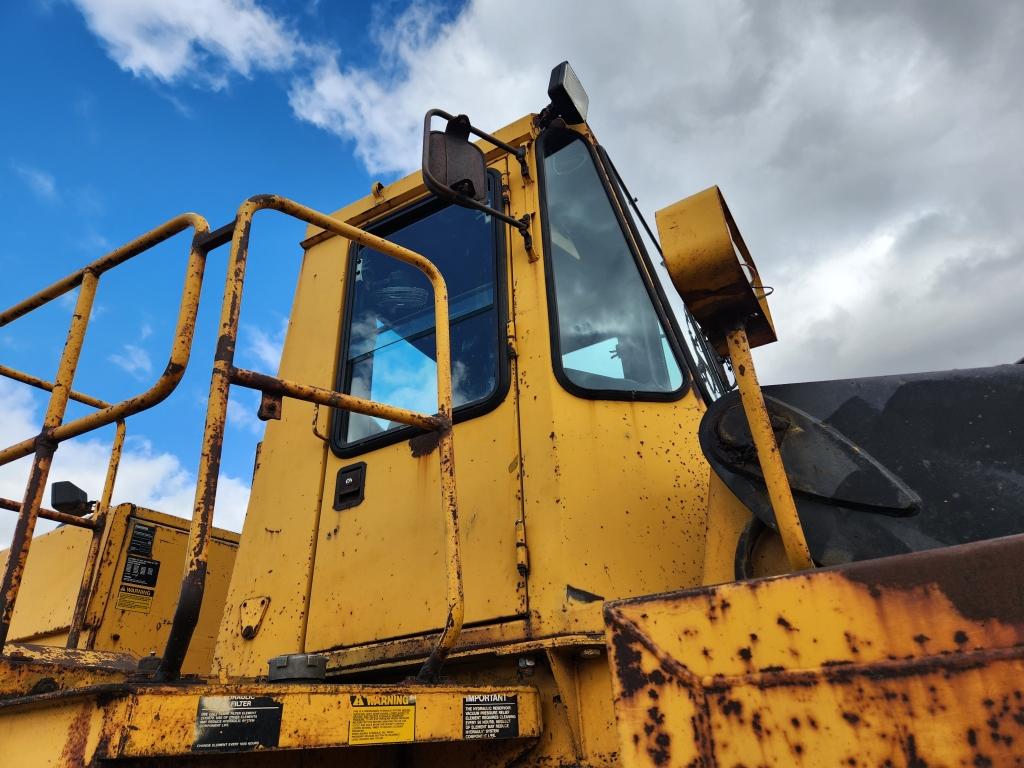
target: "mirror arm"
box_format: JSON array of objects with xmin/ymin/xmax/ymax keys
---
[{"xmin": 423, "ymin": 109, "xmax": 534, "ymax": 250}]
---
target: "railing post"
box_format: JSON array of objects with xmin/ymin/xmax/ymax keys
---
[
  {"xmin": 66, "ymin": 419, "xmax": 125, "ymax": 649},
  {"xmin": 0, "ymin": 269, "xmax": 99, "ymax": 648},
  {"xmin": 155, "ymin": 207, "xmax": 253, "ymax": 681}
]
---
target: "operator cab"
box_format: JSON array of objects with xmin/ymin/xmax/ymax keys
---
[{"xmin": 219, "ymin": 62, "xmax": 731, "ymax": 671}]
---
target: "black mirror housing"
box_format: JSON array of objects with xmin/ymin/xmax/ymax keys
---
[
  {"xmin": 51, "ymin": 480, "xmax": 91, "ymax": 517},
  {"xmin": 421, "ymin": 109, "xmax": 533, "ymax": 250},
  {"xmin": 424, "ymin": 117, "xmax": 488, "ymax": 204}
]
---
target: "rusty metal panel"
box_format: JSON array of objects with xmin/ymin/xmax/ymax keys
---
[
  {"xmin": 605, "ymin": 534, "xmax": 1024, "ymax": 766},
  {"xmin": 0, "ymin": 682, "xmax": 541, "ymax": 764}
]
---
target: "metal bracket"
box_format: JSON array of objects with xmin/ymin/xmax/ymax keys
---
[
  {"xmin": 240, "ymin": 595, "xmax": 270, "ymax": 640},
  {"xmin": 257, "ymin": 392, "xmax": 282, "ymax": 421}
]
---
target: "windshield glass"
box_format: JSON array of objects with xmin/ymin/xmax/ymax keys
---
[
  {"xmin": 336, "ymin": 197, "xmax": 501, "ymax": 446},
  {"xmin": 540, "ymin": 130, "xmax": 684, "ymax": 396}
]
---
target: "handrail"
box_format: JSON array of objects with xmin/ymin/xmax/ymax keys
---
[
  {"xmin": 0, "ymin": 214, "xmax": 211, "ymax": 648},
  {"xmin": 0, "ymin": 497, "xmax": 97, "ymax": 530},
  {"xmin": 154, "ymin": 195, "xmax": 463, "ymax": 682},
  {"xmin": 0, "ymin": 215, "xmax": 210, "ymax": 466},
  {"xmin": 0, "ymin": 195, "xmax": 464, "ymax": 684},
  {"xmin": 0, "ymin": 366, "xmax": 127, "ymax": 647}
]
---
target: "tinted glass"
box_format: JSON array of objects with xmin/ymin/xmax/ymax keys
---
[
  {"xmin": 341, "ymin": 200, "xmax": 499, "ymax": 444},
  {"xmin": 541, "ymin": 132, "xmax": 683, "ymax": 394}
]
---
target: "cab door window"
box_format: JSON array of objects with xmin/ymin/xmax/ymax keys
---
[{"xmin": 333, "ymin": 182, "xmax": 505, "ymax": 454}]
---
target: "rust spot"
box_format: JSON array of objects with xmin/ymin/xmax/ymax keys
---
[
  {"xmin": 60, "ymin": 705, "xmax": 91, "ymax": 765},
  {"xmin": 648, "ymin": 732, "xmax": 670, "ymax": 766},
  {"xmin": 409, "ymin": 422, "xmax": 446, "ymax": 457},
  {"xmin": 751, "ymin": 711, "xmax": 764, "ymax": 737},
  {"xmin": 722, "ymin": 699, "xmax": 743, "ymax": 717},
  {"xmin": 610, "ymin": 623, "xmax": 647, "ymax": 698},
  {"xmin": 902, "ymin": 733, "xmax": 928, "ymax": 768}
]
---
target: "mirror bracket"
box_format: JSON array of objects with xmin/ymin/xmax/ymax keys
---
[{"xmin": 423, "ymin": 109, "xmax": 533, "ymax": 251}]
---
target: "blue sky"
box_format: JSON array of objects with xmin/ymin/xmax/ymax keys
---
[
  {"xmin": 0, "ymin": 1, "xmax": 468, "ymax": 532},
  {"xmin": 2, "ymin": 1, "xmax": 1023, "ymax": 538}
]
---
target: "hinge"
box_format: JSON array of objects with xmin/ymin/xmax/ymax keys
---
[
  {"xmin": 506, "ymin": 322, "xmax": 518, "ymax": 360},
  {"xmin": 515, "ymin": 518, "xmax": 529, "ymax": 576}
]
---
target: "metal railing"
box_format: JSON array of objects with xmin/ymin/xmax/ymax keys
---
[
  {"xmin": 0, "ymin": 196, "xmax": 464, "ymax": 682},
  {"xmin": 0, "ymin": 364, "xmax": 126, "ymax": 649}
]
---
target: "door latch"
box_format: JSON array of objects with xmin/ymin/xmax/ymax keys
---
[{"xmin": 333, "ymin": 462, "xmax": 367, "ymax": 511}]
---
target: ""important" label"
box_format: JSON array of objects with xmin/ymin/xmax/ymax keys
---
[{"xmin": 463, "ymin": 694, "xmax": 519, "ymax": 739}]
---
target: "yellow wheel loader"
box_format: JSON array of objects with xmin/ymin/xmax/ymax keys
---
[{"xmin": 2, "ymin": 61, "xmax": 1023, "ymax": 767}]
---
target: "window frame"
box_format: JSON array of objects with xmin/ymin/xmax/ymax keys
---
[
  {"xmin": 596, "ymin": 144, "xmax": 730, "ymax": 403},
  {"xmin": 536, "ymin": 126, "xmax": 690, "ymax": 402},
  {"xmin": 329, "ymin": 170, "xmax": 511, "ymax": 458}
]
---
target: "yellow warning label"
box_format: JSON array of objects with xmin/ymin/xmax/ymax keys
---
[
  {"xmin": 115, "ymin": 584, "xmax": 154, "ymax": 613},
  {"xmin": 349, "ymin": 694, "xmax": 415, "ymax": 745}
]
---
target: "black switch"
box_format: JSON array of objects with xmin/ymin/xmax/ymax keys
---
[{"xmin": 333, "ymin": 462, "xmax": 366, "ymax": 511}]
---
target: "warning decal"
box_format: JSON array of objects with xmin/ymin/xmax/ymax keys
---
[
  {"xmin": 115, "ymin": 584, "xmax": 154, "ymax": 613},
  {"xmin": 121, "ymin": 555, "xmax": 160, "ymax": 587},
  {"xmin": 128, "ymin": 521, "xmax": 156, "ymax": 556},
  {"xmin": 463, "ymin": 694, "xmax": 519, "ymax": 740},
  {"xmin": 349, "ymin": 694, "xmax": 416, "ymax": 745},
  {"xmin": 193, "ymin": 696, "xmax": 283, "ymax": 752}
]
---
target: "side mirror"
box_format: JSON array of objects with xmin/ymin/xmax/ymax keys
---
[
  {"xmin": 424, "ymin": 114, "xmax": 488, "ymax": 204},
  {"xmin": 421, "ymin": 109, "xmax": 533, "ymax": 249},
  {"xmin": 51, "ymin": 480, "xmax": 93, "ymax": 517}
]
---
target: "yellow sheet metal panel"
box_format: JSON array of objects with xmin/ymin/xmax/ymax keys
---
[
  {"xmin": 83, "ymin": 506, "xmax": 237, "ymax": 673},
  {"xmin": 3, "ymin": 522, "xmax": 92, "ymax": 641},
  {"xmin": 307, "ymin": 402, "xmax": 527, "ymax": 649},
  {"xmin": 605, "ymin": 532, "xmax": 1024, "ymax": 766},
  {"xmin": 699, "ymin": 471, "xmax": 753, "ymax": 586},
  {"xmin": 213, "ymin": 239, "xmax": 344, "ymax": 678},
  {"xmin": 0, "ymin": 698, "xmax": 118, "ymax": 768},
  {"xmin": 506, "ymin": 131, "xmax": 712, "ymax": 641}
]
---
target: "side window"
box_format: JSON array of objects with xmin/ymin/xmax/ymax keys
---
[
  {"xmin": 599, "ymin": 147, "xmax": 729, "ymax": 402},
  {"xmin": 540, "ymin": 130, "xmax": 685, "ymax": 398},
  {"xmin": 333, "ymin": 186, "xmax": 504, "ymax": 452}
]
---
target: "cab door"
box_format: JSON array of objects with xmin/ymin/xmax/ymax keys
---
[{"xmin": 305, "ymin": 169, "xmax": 525, "ymax": 651}]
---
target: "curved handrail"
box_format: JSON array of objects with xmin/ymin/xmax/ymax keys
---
[
  {"xmin": 0, "ymin": 213, "xmax": 211, "ymax": 648},
  {"xmin": 155, "ymin": 195, "xmax": 463, "ymax": 683}
]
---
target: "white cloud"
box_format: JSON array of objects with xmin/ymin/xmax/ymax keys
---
[
  {"xmin": 69, "ymin": 0, "xmax": 1024, "ymax": 384},
  {"xmin": 287, "ymin": 2, "xmax": 531, "ymax": 175},
  {"xmin": 11, "ymin": 161, "xmax": 58, "ymax": 201},
  {"xmin": 285, "ymin": 0, "xmax": 1024, "ymax": 383},
  {"xmin": 0, "ymin": 379, "xmax": 250, "ymax": 548},
  {"xmin": 70, "ymin": 0, "xmax": 308, "ymax": 87},
  {"xmin": 242, "ymin": 318, "xmax": 287, "ymax": 372},
  {"xmin": 108, "ymin": 343, "xmax": 152, "ymax": 378},
  {"xmin": 226, "ymin": 390, "xmax": 265, "ymax": 436}
]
